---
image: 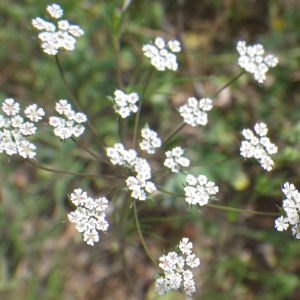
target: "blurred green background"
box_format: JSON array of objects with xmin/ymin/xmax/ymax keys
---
[{"xmin": 1, "ymin": 0, "xmax": 300, "ymax": 299}]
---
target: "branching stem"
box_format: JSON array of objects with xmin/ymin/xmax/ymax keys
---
[
  {"xmin": 132, "ymin": 68, "xmax": 154, "ymax": 149},
  {"xmin": 71, "ymin": 137, "xmax": 110, "ymax": 165},
  {"xmin": 156, "ymin": 186, "xmax": 280, "ymax": 217},
  {"xmin": 55, "ymin": 55, "xmax": 107, "ymax": 148},
  {"xmin": 26, "ymin": 159, "xmax": 119, "ymax": 179},
  {"xmin": 133, "ymin": 201, "xmax": 158, "ymax": 267}
]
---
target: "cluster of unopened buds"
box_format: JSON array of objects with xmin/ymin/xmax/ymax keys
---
[
  {"xmin": 184, "ymin": 174, "xmax": 219, "ymax": 206},
  {"xmin": 155, "ymin": 237, "xmax": 200, "ymax": 296},
  {"xmin": 32, "ymin": 3, "xmax": 84, "ymax": 55},
  {"xmin": 68, "ymin": 189, "xmax": 109, "ymax": 246},
  {"xmin": 179, "ymin": 97, "xmax": 213, "ymax": 127},
  {"xmin": 164, "ymin": 146, "xmax": 190, "ymax": 172},
  {"xmin": 240, "ymin": 122, "xmax": 278, "ymax": 171},
  {"xmin": 142, "ymin": 37, "xmax": 181, "ymax": 71},
  {"xmin": 236, "ymin": 40, "xmax": 278, "ymax": 83},
  {"xmin": 0, "ymin": 98, "xmax": 44, "ymax": 158},
  {"xmin": 49, "ymin": 100, "xmax": 87, "ymax": 139},
  {"xmin": 275, "ymin": 182, "xmax": 300, "ymax": 239}
]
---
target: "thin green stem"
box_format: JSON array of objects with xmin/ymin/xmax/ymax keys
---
[
  {"xmin": 162, "ymin": 122, "xmax": 186, "ymax": 146},
  {"xmin": 156, "ymin": 186, "xmax": 280, "ymax": 217},
  {"xmin": 26, "ymin": 159, "xmax": 119, "ymax": 179},
  {"xmin": 117, "ymin": 192, "xmax": 136, "ymax": 293},
  {"xmin": 188, "ymin": 157, "xmax": 239, "ymax": 168},
  {"xmin": 71, "ymin": 137, "xmax": 110, "ymax": 165},
  {"xmin": 160, "ymin": 71, "xmax": 245, "ymax": 147},
  {"xmin": 112, "ymin": 36, "xmax": 123, "ymax": 90},
  {"xmin": 133, "ymin": 201, "xmax": 158, "ymax": 267},
  {"xmin": 206, "ymin": 203, "xmax": 280, "ymax": 216},
  {"xmin": 132, "ymin": 68, "xmax": 154, "ymax": 149},
  {"xmin": 111, "ymin": 27, "xmax": 125, "ymax": 144},
  {"xmin": 213, "ymin": 70, "xmax": 245, "ymax": 98},
  {"xmin": 55, "ymin": 55, "xmax": 106, "ymax": 148}
]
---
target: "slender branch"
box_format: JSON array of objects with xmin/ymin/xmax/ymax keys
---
[
  {"xmin": 117, "ymin": 192, "xmax": 136, "ymax": 293},
  {"xmin": 132, "ymin": 68, "xmax": 154, "ymax": 149},
  {"xmin": 213, "ymin": 70, "xmax": 244, "ymax": 98},
  {"xmin": 55, "ymin": 55, "xmax": 82, "ymax": 112},
  {"xmin": 55, "ymin": 55, "xmax": 107, "ymax": 148},
  {"xmin": 206, "ymin": 203, "xmax": 280, "ymax": 216},
  {"xmin": 112, "ymin": 36, "xmax": 123, "ymax": 90},
  {"xmin": 156, "ymin": 186, "xmax": 280, "ymax": 217},
  {"xmin": 161, "ymin": 122, "xmax": 186, "ymax": 146},
  {"xmin": 152, "ymin": 157, "xmax": 238, "ymax": 176},
  {"xmin": 188, "ymin": 157, "xmax": 238, "ymax": 168},
  {"xmin": 71, "ymin": 137, "xmax": 110, "ymax": 165},
  {"xmin": 26, "ymin": 159, "xmax": 120, "ymax": 179},
  {"xmin": 160, "ymin": 72, "xmax": 245, "ymax": 147},
  {"xmin": 133, "ymin": 201, "xmax": 158, "ymax": 267}
]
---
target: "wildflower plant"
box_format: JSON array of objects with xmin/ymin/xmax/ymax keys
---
[
  {"xmin": 2, "ymin": 1, "xmax": 294, "ymax": 298},
  {"xmin": 240, "ymin": 122, "xmax": 278, "ymax": 171},
  {"xmin": 164, "ymin": 146, "xmax": 190, "ymax": 172},
  {"xmin": 236, "ymin": 40, "xmax": 278, "ymax": 83},
  {"xmin": 275, "ymin": 183, "xmax": 300, "ymax": 239},
  {"xmin": 184, "ymin": 174, "xmax": 219, "ymax": 206},
  {"xmin": 32, "ymin": 3, "xmax": 84, "ymax": 55},
  {"xmin": 49, "ymin": 99, "xmax": 87, "ymax": 140},
  {"xmin": 142, "ymin": 37, "xmax": 181, "ymax": 71},
  {"xmin": 155, "ymin": 237, "xmax": 200, "ymax": 296},
  {"xmin": 112, "ymin": 90, "xmax": 139, "ymax": 118},
  {"xmin": 179, "ymin": 97, "xmax": 213, "ymax": 127},
  {"xmin": 0, "ymin": 98, "xmax": 44, "ymax": 158},
  {"xmin": 68, "ymin": 189, "xmax": 109, "ymax": 246}
]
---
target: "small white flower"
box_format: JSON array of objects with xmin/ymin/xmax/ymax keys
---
[
  {"xmin": 47, "ymin": 3, "xmax": 63, "ymax": 19},
  {"xmin": 2, "ymin": 98, "xmax": 20, "ymax": 116},
  {"xmin": 179, "ymin": 237, "xmax": 193, "ymax": 255},
  {"xmin": 186, "ymin": 254, "xmax": 200, "ymax": 268},
  {"xmin": 254, "ymin": 122, "xmax": 268, "ymax": 136},
  {"xmin": 168, "ymin": 40, "xmax": 181, "ymax": 52},
  {"xmin": 68, "ymin": 25, "xmax": 84, "ymax": 37},
  {"xmin": 24, "ymin": 104, "xmax": 45, "ymax": 122}
]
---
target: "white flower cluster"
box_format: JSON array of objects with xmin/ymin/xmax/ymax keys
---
[
  {"xmin": 236, "ymin": 41, "xmax": 278, "ymax": 83},
  {"xmin": 164, "ymin": 147, "xmax": 190, "ymax": 172},
  {"xmin": 179, "ymin": 97, "xmax": 213, "ymax": 127},
  {"xmin": 0, "ymin": 98, "xmax": 45, "ymax": 159},
  {"xmin": 139, "ymin": 126, "xmax": 161, "ymax": 154},
  {"xmin": 155, "ymin": 237, "xmax": 200, "ymax": 296},
  {"xmin": 32, "ymin": 3, "xmax": 84, "ymax": 55},
  {"xmin": 184, "ymin": 174, "xmax": 219, "ymax": 206},
  {"xmin": 106, "ymin": 143, "xmax": 156, "ymax": 201},
  {"xmin": 240, "ymin": 122, "xmax": 278, "ymax": 171},
  {"xmin": 68, "ymin": 188, "xmax": 109, "ymax": 246},
  {"xmin": 113, "ymin": 90, "xmax": 139, "ymax": 118},
  {"xmin": 275, "ymin": 182, "xmax": 300, "ymax": 239},
  {"xmin": 49, "ymin": 100, "xmax": 87, "ymax": 139},
  {"xmin": 142, "ymin": 37, "xmax": 181, "ymax": 71}
]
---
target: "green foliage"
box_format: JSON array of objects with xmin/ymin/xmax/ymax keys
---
[{"xmin": 1, "ymin": 0, "xmax": 300, "ymax": 299}]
